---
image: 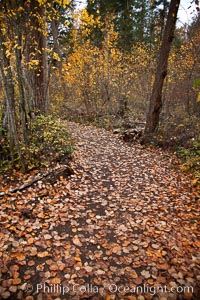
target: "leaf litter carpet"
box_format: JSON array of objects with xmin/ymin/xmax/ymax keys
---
[{"xmin": 0, "ymin": 122, "xmax": 199, "ymax": 300}]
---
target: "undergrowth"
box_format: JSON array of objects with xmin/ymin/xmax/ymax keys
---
[
  {"xmin": 0, "ymin": 115, "xmax": 74, "ymax": 173},
  {"xmin": 175, "ymin": 137, "xmax": 200, "ymax": 185}
]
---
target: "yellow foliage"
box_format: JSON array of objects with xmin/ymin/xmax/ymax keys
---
[
  {"xmin": 60, "ymin": 12, "xmax": 153, "ymax": 117},
  {"xmin": 37, "ymin": 0, "xmax": 70, "ymax": 8},
  {"xmin": 197, "ymin": 92, "xmax": 200, "ymax": 102},
  {"xmin": 53, "ymin": 52, "xmax": 61, "ymax": 62},
  {"xmin": 28, "ymin": 60, "xmax": 40, "ymax": 70},
  {"xmin": 54, "ymin": 0, "xmax": 70, "ymax": 8},
  {"xmin": 37, "ymin": 0, "xmax": 47, "ymax": 5}
]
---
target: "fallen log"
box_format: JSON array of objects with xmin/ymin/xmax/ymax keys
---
[
  {"xmin": 122, "ymin": 128, "xmax": 144, "ymax": 142},
  {"xmin": 8, "ymin": 165, "xmax": 74, "ymax": 193}
]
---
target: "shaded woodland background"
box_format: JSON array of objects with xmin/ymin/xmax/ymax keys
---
[{"xmin": 0, "ymin": 0, "xmax": 199, "ymax": 178}]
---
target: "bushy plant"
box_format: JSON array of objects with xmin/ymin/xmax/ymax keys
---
[
  {"xmin": 176, "ymin": 135, "xmax": 200, "ymax": 181},
  {"xmin": 0, "ymin": 115, "xmax": 73, "ymax": 172},
  {"xmin": 27, "ymin": 115, "xmax": 73, "ymax": 167}
]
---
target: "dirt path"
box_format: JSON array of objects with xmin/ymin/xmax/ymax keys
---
[{"xmin": 0, "ymin": 122, "xmax": 199, "ymax": 300}]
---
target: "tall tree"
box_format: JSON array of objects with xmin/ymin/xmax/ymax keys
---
[
  {"xmin": 147, "ymin": 0, "xmax": 170, "ymax": 46},
  {"xmin": 0, "ymin": 0, "xmax": 26, "ymax": 171},
  {"xmin": 145, "ymin": 0, "xmax": 180, "ymax": 134},
  {"xmin": 86, "ymin": 0, "xmax": 170, "ymax": 50},
  {"xmin": 0, "ymin": 0, "xmax": 72, "ymax": 170}
]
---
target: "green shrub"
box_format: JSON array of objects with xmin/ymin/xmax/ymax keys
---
[
  {"xmin": 0, "ymin": 115, "xmax": 73, "ymax": 172},
  {"xmin": 27, "ymin": 115, "xmax": 73, "ymax": 167},
  {"xmin": 175, "ymin": 135, "xmax": 200, "ymax": 180}
]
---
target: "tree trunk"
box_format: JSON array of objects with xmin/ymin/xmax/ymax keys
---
[
  {"xmin": 26, "ymin": 1, "xmax": 49, "ymax": 114},
  {"xmin": 0, "ymin": 48, "xmax": 26, "ymax": 172},
  {"xmin": 145, "ymin": 0, "xmax": 180, "ymax": 134},
  {"xmin": 0, "ymin": 1, "xmax": 26, "ymax": 171},
  {"xmin": 15, "ymin": 29, "xmax": 29, "ymax": 146},
  {"xmin": 51, "ymin": 19, "xmax": 62, "ymax": 71},
  {"xmin": 35, "ymin": 8, "xmax": 49, "ymax": 114}
]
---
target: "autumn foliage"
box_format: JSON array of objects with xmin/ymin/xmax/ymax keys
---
[{"xmin": 0, "ymin": 2, "xmax": 200, "ymax": 300}]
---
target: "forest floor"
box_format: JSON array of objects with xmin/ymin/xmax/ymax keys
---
[{"xmin": 0, "ymin": 122, "xmax": 199, "ymax": 300}]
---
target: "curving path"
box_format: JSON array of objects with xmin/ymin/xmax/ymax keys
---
[{"xmin": 0, "ymin": 122, "xmax": 199, "ymax": 300}]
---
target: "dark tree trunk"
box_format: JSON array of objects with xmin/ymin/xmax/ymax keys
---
[
  {"xmin": 51, "ymin": 19, "xmax": 62, "ymax": 71},
  {"xmin": 0, "ymin": 38, "xmax": 26, "ymax": 172},
  {"xmin": 26, "ymin": 1, "xmax": 49, "ymax": 115},
  {"xmin": 34, "ymin": 7, "xmax": 49, "ymax": 114},
  {"xmin": 15, "ymin": 29, "xmax": 29, "ymax": 146},
  {"xmin": 145, "ymin": 0, "xmax": 180, "ymax": 134}
]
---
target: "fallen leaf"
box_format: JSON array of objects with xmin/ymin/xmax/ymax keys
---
[
  {"xmin": 44, "ymin": 234, "xmax": 52, "ymax": 240},
  {"xmin": 84, "ymin": 266, "xmax": 93, "ymax": 272},
  {"xmin": 141, "ymin": 270, "xmax": 151, "ymax": 279},
  {"xmin": 11, "ymin": 252, "xmax": 25, "ymax": 261},
  {"xmin": 50, "ymin": 277, "xmax": 61, "ymax": 284},
  {"xmin": 37, "ymin": 251, "xmax": 49, "ymax": 258},
  {"xmin": 157, "ymin": 263, "xmax": 169, "ymax": 270},
  {"xmin": 12, "ymin": 278, "xmax": 21, "ymax": 285},
  {"xmin": 49, "ymin": 264, "xmax": 58, "ymax": 271},
  {"xmin": 73, "ymin": 235, "xmax": 82, "ymax": 247}
]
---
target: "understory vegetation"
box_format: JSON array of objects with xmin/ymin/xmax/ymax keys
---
[
  {"xmin": 0, "ymin": 115, "xmax": 73, "ymax": 172},
  {"xmin": 0, "ymin": 3, "xmax": 199, "ymax": 299}
]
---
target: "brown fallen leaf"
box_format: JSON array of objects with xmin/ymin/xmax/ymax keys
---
[
  {"xmin": 132, "ymin": 246, "xmax": 139, "ymax": 251},
  {"xmin": 129, "ymin": 270, "xmax": 138, "ymax": 279},
  {"xmin": 38, "ymin": 212, "xmax": 45, "ymax": 218},
  {"xmin": 37, "ymin": 251, "xmax": 49, "ymax": 258},
  {"xmin": 49, "ymin": 264, "xmax": 58, "ymax": 271},
  {"xmin": 133, "ymin": 277, "xmax": 143, "ymax": 285},
  {"xmin": 73, "ymin": 235, "xmax": 82, "ymax": 247},
  {"xmin": 44, "ymin": 234, "xmax": 52, "ymax": 240},
  {"xmin": 12, "ymin": 278, "xmax": 21, "ymax": 285},
  {"xmin": 27, "ymin": 260, "xmax": 35, "ymax": 267},
  {"xmin": 11, "ymin": 252, "xmax": 25, "ymax": 261},
  {"xmin": 112, "ymin": 245, "xmax": 121, "ymax": 254},
  {"xmin": 84, "ymin": 265, "xmax": 93, "ymax": 272},
  {"xmin": 27, "ymin": 238, "xmax": 35, "ymax": 245},
  {"xmin": 141, "ymin": 270, "xmax": 151, "ymax": 279},
  {"xmin": 157, "ymin": 263, "xmax": 169, "ymax": 270},
  {"xmin": 152, "ymin": 243, "xmax": 160, "ymax": 249},
  {"xmin": 147, "ymin": 278, "xmax": 154, "ymax": 285},
  {"xmin": 24, "ymin": 296, "xmax": 34, "ymax": 300},
  {"xmin": 12, "ymin": 272, "xmax": 20, "ymax": 279},
  {"xmin": 9, "ymin": 265, "xmax": 19, "ymax": 273},
  {"xmin": 157, "ymin": 276, "xmax": 167, "ymax": 284},
  {"xmin": 50, "ymin": 277, "xmax": 61, "ymax": 284}
]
